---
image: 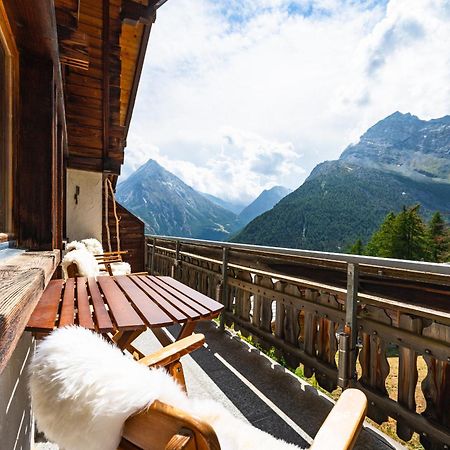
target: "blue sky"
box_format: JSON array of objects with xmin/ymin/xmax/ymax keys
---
[{"xmin": 122, "ymin": 0, "xmax": 450, "ymax": 203}]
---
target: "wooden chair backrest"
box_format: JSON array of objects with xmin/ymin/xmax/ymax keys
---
[
  {"xmin": 120, "ymin": 400, "xmax": 221, "ymax": 450},
  {"xmin": 119, "ymin": 388, "xmax": 367, "ymax": 450}
]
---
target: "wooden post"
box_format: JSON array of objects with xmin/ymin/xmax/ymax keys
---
[
  {"xmin": 172, "ymin": 240, "xmax": 180, "ymax": 279},
  {"xmin": 144, "ymin": 238, "xmax": 149, "ymax": 271},
  {"xmin": 219, "ymin": 247, "xmax": 229, "ymax": 331},
  {"xmin": 338, "ymin": 332, "xmax": 350, "ymax": 388},
  {"xmin": 150, "ymin": 237, "xmax": 156, "ymax": 275},
  {"xmin": 345, "ymin": 263, "xmax": 359, "ymax": 383}
]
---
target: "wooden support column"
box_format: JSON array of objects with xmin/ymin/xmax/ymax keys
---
[
  {"xmin": 345, "ymin": 263, "xmax": 359, "ymax": 382},
  {"xmin": 102, "ymin": 0, "xmax": 110, "ymax": 172},
  {"xmin": 219, "ymin": 247, "xmax": 229, "ymax": 331},
  {"xmin": 16, "ymin": 53, "xmax": 56, "ymax": 250}
]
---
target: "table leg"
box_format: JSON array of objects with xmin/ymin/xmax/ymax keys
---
[
  {"xmin": 115, "ymin": 329, "xmax": 143, "ymax": 350},
  {"xmin": 152, "ymin": 327, "xmax": 173, "ymax": 347},
  {"xmin": 176, "ymin": 320, "xmax": 197, "ymax": 341},
  {"xmin": 151, "ymin": 320, "xmax": 198, "ymax": 347}
]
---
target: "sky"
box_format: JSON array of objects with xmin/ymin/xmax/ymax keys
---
[{"xmin": 121, "ymin": 0, "xmax": 450, "ymax": 203}]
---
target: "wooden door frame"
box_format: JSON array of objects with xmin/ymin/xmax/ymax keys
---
[{"xmin": 0, "ymin": 0, "xmax": 18, "ymax": 235}]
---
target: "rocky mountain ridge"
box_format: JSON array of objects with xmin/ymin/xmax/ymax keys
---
[{"xmin": 232, "ymin": 112, "xmax": 450, "ymax": 251}]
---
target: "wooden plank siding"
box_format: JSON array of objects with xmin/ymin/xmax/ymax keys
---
[
  {"xmin": 59, "ymin": 0, "xmax": 155, "ymax": 175},
  {"xmin": 103, "ymin": 193, "xmax": 145, "ymax": 272}
]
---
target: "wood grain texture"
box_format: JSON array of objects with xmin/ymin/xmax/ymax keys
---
[
  {"xmin": 310, "ymin": 389, "xmax": 367, "ymax": 450},
  {"xmin": 123, "ymin": 400, "xmax": 220, "ymax": 450},
  {"xmin": 0, "ymin": 250, "xmax": 59, "ymax": 374},
  {"xmin": 97, "ymin": 275, "xmax": 145, "ymax": 331},
  {"xmin": 115, "ymin": 275, "xmax": 173, "ymax": 327}
]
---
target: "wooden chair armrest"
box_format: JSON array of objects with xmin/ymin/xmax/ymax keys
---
[
  {"xmin": 138, "ymin": 333, "xmax": 205, "ymax": 368},
  {"xmin": 310, "ymin": 389, "xmax": 367, "ymax": 450},
  {"xmin": 122, "ymin": 400, "xmax": 220, "ymax": 450}
]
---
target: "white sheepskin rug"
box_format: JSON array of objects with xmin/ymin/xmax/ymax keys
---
[
  {"xmin": 81, "ymin": 238, "xmax": 104, "ymax": 255},
  {"xmin": 66, "ymin": 240, "xmax": 85, "ymax": 252},
  {"xmin": 110, "ymin": 261, "xmax": 131, "ymax": 276},
  {"xmin": 61, "ymin": 249, "xmax": 100, "ymax": 279},
  {"xmin": 29, "ymin": 327, "xmax": 302, "ymax": 450}
]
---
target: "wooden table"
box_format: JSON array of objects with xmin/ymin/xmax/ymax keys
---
[{"xmin": 26, "ymin": 275, "xmax": 223, "ymax": 351}]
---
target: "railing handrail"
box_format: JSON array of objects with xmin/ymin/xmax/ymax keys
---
[{"xmin": 146, "ymin": 234, "xmax": 450, "ymax": 276}]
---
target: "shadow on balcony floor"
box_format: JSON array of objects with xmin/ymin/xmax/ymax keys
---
[{"xmin": 135, "ymin": 321, "xmax": 405, "ymax": 450}]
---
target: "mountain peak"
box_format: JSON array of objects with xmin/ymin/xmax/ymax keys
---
[
  {"xmin": 116, "ymin": 159, "xmax": 242, "ymax": 241},
  {"xmin": 363, "ymin": 111, "xmax": 424, "ymax": 139},
  {"xmin": 340, "ymin": 112, "xmax": 450, "ymax": 181},
  {"xmin": 238, "ymin": 185, "xmax": 290, "ymax": 223}
]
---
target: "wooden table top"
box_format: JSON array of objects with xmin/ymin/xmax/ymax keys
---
[{"xmin": 26, "ymin": 275, "xmax": 223, "ymax": 334}]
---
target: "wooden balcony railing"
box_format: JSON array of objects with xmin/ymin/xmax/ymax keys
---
[{"xmin": 145, "ymin": 235, "xmax": 450, "ymax": 449}]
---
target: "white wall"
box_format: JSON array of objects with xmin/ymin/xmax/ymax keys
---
[
  {"xmin": 0, "ymin": 333, "xmax": 34, "ymax": 450},
  {"xmin": 66, "ymin": 169, "xmax": 103, "ymax": 242}
]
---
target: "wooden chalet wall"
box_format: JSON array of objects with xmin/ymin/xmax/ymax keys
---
[
  {"xmin": 3, "ymin": 0, "xmax": 65, "ymax": 250},
  {"xmin": 1, "ymin": 0, "xmax": 158, "ymax": 249},
  {"xmin": 104, "ymin": 194, "xmax": 145, "ymax": 272},
  {"xmin": 60, "ymin": 0, "xmax": 155, "ymax": 175}
]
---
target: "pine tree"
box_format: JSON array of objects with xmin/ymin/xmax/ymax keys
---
[
  {"xmin": 427, "ymin": 212, "xmax": 449, "ymax": 262},
  {"xmin": 366, "ymin": 212, "xmax": 396, "ymax": 257},
  {"xmin": 391, "ymin": 205, "xmax": 427, "ymax": 260},
  {"xmin": 348, "ymin": 238, "xmax": 364, "ymax": 255}
]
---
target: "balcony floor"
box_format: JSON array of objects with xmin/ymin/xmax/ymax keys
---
[
  {"xmin": 36, "ymin": 321, "xmax": 405, "ymax": 450},
  {"xmin": 135, "ymin": 321, "xmax": 405, "ymax": 450}
]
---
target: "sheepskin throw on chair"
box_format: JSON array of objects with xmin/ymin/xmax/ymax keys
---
[{"xmin": 29, "ymin": 327, "xmax": 301, "ymax": 450}]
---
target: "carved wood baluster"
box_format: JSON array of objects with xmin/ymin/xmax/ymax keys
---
[
  {"xmin": 421, "ymin": 321, "xmax": 450, "ymax": 450},
  {"xmin": 160, "ymin": 254, "xmax": 165, "ymax": 275},
  {"xmin": 223, "ymin": 269, "xmax": 235, "ymax": 327},
  {"xmin": 207, "ymin": 263, "xmax": 217, "ymax": 298},
  {"xmin": 260, "ymin": 277, "xmax": 273, "ymax": 332},
  {"xmin": 250, "ymin": 275, "xmax": 270, "ymax": 349},
  {"xmin": 252, "ymin": 274, "xmax": 262, "ymax": 329},
  {"xmin": 274, "ymin": 281, "xmax": 285, "ymax": 341},
  {"xmin": 181, "ymin": 257, "xmax": 189, "ymax": 285},
  {"xmin": 315, "ymin": 293, "xmax": 338, "ymax": 392},
  {"xmin": 188, "ymin": 264, "xmax": 196, "ymax": 291},
  {"xmin": 397, "ymin": 314, "xmax": 423, "ymax": 442},
  {"xmin": 358, "ymin": 305, "xmax": 391, "ymax": 424},
  {"xmin": 303, "ymin": 289, "xmax": 318, "ymax": 378},
  {"xmin": 234, "ymin": 271, "xmax": 243, "ymax": 320},
  {"xmin": 199, "ymin": 264, "xmax": 206, "ymax": 295},
  {"xmin": 259, "ymin": 276, "xmax": 274, "ymax": 351},
  {"xmin": 235, "ymin": 270, "xmax": 252, "ymax": 338},
  {"xmin": 282, "ymin": 283, "xmax": 302, "ymax": 370}
]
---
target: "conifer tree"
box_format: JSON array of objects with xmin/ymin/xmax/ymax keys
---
[
  {"xmin": 365, "ymin": 212, "xmax": 396, "ymax": 257},
  {"xmin": 427, "ymin": 212, "xmax": 449, "ymax": 262},
  {"xmin": 390, "ymin": 205, "xmax": 427, "ymax": 260},
  {"xmin": 348, "ymin": 238, "xmax": 364, "ymax": 255}
]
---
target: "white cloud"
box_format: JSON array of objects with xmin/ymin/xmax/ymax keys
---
[
  {"xmin": 122, "ymin": 128, "xmax": 304, "ymax": 203},
  {"xmin": 123, "ymin": 0, "xmax": 450, "ymax": 201}
]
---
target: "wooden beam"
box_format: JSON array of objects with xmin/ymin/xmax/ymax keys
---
[
  {"xmin": 121, "ymin": 1, "xmax": 156, "ymax": 25},
  {"xmin": 123, "ymin": 21, "xmax": 151, "ymax": 138},
  {"xmin": 16, "ymin": 52, "xmax": 55, "ymax": 250},
  {"xmin": 102, "ymin": 0, "xmax": 110, "ymax": 172}
]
